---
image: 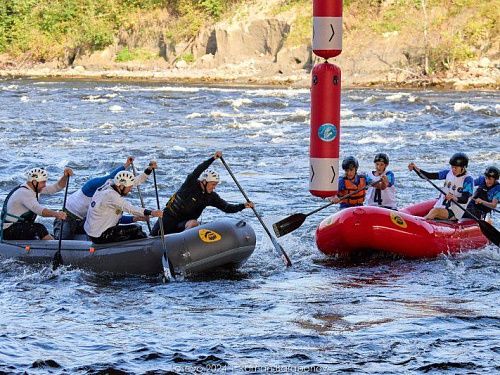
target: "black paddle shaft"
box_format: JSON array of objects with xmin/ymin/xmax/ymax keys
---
[
  {"xmin": 272, "ymin": 179, "xmax": 381, "ymax": 238},
  {"xmin": 152, "ymin": 169, "xmax": 173, "ymax": 282},
  {"xmin": 414, "ymin": 169, "xmax": 499, "ymax": 247},
  {"xmin": 131, "ymin": 162, "xmax": 152, "ymax": 233},
  {"xmin": 52, "ymin": 174, "xmax": 70, "ymax": 270},
  {"xmin": 219, "ymin": 156, "xmax": 292, "ymax": 267}
]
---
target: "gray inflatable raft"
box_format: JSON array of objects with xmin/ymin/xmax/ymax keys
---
[{"xmin": 0, "ymin": 219, "xmax": 256, "ymax": 276}]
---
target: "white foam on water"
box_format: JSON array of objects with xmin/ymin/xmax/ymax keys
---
[
  {"xmin": 99, "ymin": 86, "xmax": 200, "ymax": 93},
  {"xmin": 453, "ymin": 102, "xmax": 489, "ymax": 113},
  {"xmin": 386, "ymin": 92, "xmax": 418, "ymax": 103},
  {"xmin": 422, "ymin": 130, "xmax": 470, "ymax": 141},
  {"xmin": 82, "ymin": 95, "xmax": 109, "ymax": 103},
  {"xmin": 62, "ymin": 127, "xmax": 87, "ymax": 133},
  {"xmin": 363, "ymin": 95, "xmax": 378, "ymax": 103},
  {"xmin": 1, "ymin": 84, "xmax": 19, "ymax": 91},
  {"xmin": 210, "ymin": 111, "xmax": 237, "ymax": 118},
  {"xmin": 109, "ymin": 105, "xmax": 123, "ymax": 112},
  {"xmin": 341, "ymin": 108, "xmax": 354, "ymax": 117},
  {"xmin": 243, "ymin": 88, "xmax": 309, "ymax": 98},
  {"xmin": 172, "ymin": 145, "xmax": 187, "ymax": 152},
  {"xmin": 344, "ymin": 116, "xmax": 396, "ymax": 128},
  {"xmin": 228, "ymin": 121, "xmax": 266, "ymax": 130},
  {"xmin": 356, "ymin": 133, "xmax": 404, "ymax": 145},
  {"xmin": 20, "ymin": 96, "xmax": 29, "ymax": 102},
  {"xmin": 186, "ymin": 112, "xmax": 203, "ymax": 119},
  {"xmin": 228, "ymin": 98, "xmax": 253, "ymax": 108},
  {"xmin": 99, "ymin": 123, "xmax": 114, "ymax": 129}
]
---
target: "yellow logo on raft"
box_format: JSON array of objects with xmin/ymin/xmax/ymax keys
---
[
  {"xmin": 198, "ymin": 229, "xmax": 222, "ymax": 243},
  {"xmin": 390, "ymin": 212, "xmax": 407, "ymax": 229}
]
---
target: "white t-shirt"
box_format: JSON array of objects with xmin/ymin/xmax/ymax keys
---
[
  {"xmin": 84, "ymin": 184, "xmax": 147, "ymax": 238},
  {"xmin": 365, "ymin": 171, "xmax": 397, "ymax": 209},
  {"xmin": 3, "ymin": 182, "xmax": 64, "ymax": 229},
  {"xmin": 434, "ymin": 170, "xmax": 473, "ymax": 220}
]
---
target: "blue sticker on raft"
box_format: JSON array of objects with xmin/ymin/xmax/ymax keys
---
[{"xmin": 318, "ymin": 123, "xmax": 337, "ymax": 142}]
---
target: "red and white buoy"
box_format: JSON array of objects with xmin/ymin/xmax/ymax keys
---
[
  {"xmin": 313, "ymin": 0, "xmax": 343, "ymax": 59},
  {"xmin": 309, "ymin": 0, "xmax": 343, "ymax": 198},
  {"xmin": 309, "ymin": 62, "xmax": 341, "ymax": 198}
]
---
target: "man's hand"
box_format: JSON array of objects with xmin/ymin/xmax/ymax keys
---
[
  {"xmin": 54, "ymin": 211, "xmax": 67, "ymax": 221},
  {"xmin": 214, "ymin": 151, "xmax": 222, "ymax": 159},
  {"xmin": 63, "ymin": 167, "xmax": 74, "ymax": 177},
  {"xmin": 148, "ymin": 160, "xmax": 158, "ymax": 169},
  {"xmin": 151, "ymin": 209, "xmax": 163, "ymax": 218},
  {"xmin": 328, "ymin": 196, "xmax": 340, "ymax": 204},
  {"xmin": 445, "ymin": 193, "xmax": 456, "ymax": 202},
  {"xmin": 408, "ymin": 162, "xmax": 419, "ymax": 172},
  {"xmin": 244, "ymin": 201, "xmax": 254, "ymax": 209},
  {"xmin": 124, "ymin": 156, "xmax": 134, "ymax": 169}
]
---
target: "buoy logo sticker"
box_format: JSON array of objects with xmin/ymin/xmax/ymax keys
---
[
  {"xmin": 199, "ymin": 229, "xmax": 222, "ymax": 243},
  {"xmin": 390, "ymin": 212, "xmax": 407, "ymax": 229},
  {"xmin": 318, "ymin": 123, "xmax": 337, "ymax": 142}
]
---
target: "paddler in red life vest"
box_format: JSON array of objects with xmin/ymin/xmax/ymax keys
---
[
  {"xmin": 365, "ymin": 153, "xmax": 397, "ymax": 210},
  {"xmin": 327, "ymin": 156, "xmax": 367, "ymax": 209},
  {"xmin": 408, "ymin": 152, "xmax": 474, "ymax": 221}
]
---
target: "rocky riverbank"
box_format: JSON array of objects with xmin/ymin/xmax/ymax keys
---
[{"xmin": 1, "ymin": 57, "xmax": 498, "ymax": 91}]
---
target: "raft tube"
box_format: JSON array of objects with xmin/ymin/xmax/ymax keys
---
[
  {"xmin": 0, "ymin": 219, "xmax": 256, "ymax": 276},
  {"xmin": 316, "ymin": 200, "xmax": 489, "ymax": 258}
]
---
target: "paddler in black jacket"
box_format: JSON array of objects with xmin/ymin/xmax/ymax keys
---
[{"xmin": 151, "ymin": 151, "xmax": 254, "ymax": 235}]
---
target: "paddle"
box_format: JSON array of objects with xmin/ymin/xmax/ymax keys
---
[
  {"xmin": 131, "ymin": 162, "xmax": 152, "ymax": 234},
  {"xmin": 152, "ymin": 168, "xmax": 174, "ymax": 282},
  {"xmin": 52, "ymin": 175, "xmax": 70, "ymax": 270},
  {"xmin": 220, "ymin": 156, "xmax": 292, "ymax": 267},
  {"xmin": 273, "ymin": 179, "xmax": 380, "ymax": 237},
  {"xmin": 414, "ymin": 169, "xmax": 499, "ymax": 247}
]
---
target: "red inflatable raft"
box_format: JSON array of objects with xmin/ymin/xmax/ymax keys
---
[{"xmin": 316, "ymin": 200, "xmax": 490, "ymax": 258}]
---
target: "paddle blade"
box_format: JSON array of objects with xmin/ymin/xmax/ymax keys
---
[
  {"xmin": 478, "ymin": 220, "xmax": 500, "ymax": 247},
  {"xmin": 52, "ymin": 250, "xmax": 63, "ymax": 271},
  {"xmin": 270, "ymin": 236, "xmax": 292, "ymax": 267},
  {"xmin": 272, "ymin": 214, "xmax": 307, "ymax": 238},
  {"xmin": 161, "ymin": 252, "xmax": 174, "ymax": 282}
]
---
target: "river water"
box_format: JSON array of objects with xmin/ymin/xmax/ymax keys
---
[{"xmin": 0, "ymin": 79, "xmax": 498, "ymax": 374}]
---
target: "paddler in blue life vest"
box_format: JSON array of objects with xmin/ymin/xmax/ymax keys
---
[
  {"xmin": 151, "ymin": 151, "xmax": 254, "ymax": 236},
  {"xmin": 365, "ymin": 153, "xmax": 397, "ymax": 210},
  {"xmin": 463, "ymin": 166, "xmax": 500, "ymax": 220},
  {"xmin": 1, "ymin": 167, "xmax": 73, "ymax": 241},
  {"xmin": 408, "ymin": 152, "xmax": 474, "ymax": 220},
  {"xmin": 327, "ymin": 156, "xmax": 367, "ymax": 209}
]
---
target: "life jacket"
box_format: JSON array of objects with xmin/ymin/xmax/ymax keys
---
[
  {"xmin": 1, "ymin": 186, "xmax": 37, "ymax": 240},
  {"xmin": 473, "ymin": 181, "xmax": 499, "ymax": 215},
  {"xmin": 165, "ymin": 193, "xmax": 183, "ymax": 217},
  {"xmin": 339, "ymin": 175, "xmax": 366, "ymax": 205}
]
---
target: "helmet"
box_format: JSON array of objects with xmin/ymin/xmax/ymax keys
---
[
  {"xmin": 374, "ymin": 153, "xmax": 389, "ymax": 165},
  {"xmin": 449, "ymin": 152, "xmax": 469, "ymax": 168},
  {"xmin": 26, "ymin": 168, "xmax": 48, "ymax": 183},
  {"xmin": 484, "ymin": 166, "xmax": 499, "ymax": 180},
  {"xmin": 114, "ymin": 171, "xmax": 135, "ymax": 187},
  {"xmin": 341, "ymin": 156, "xmax": 359, "ymax": 171},
  {"xmin": 200, "ymin": 169, "xmax": 220, "ymax": 183}
]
